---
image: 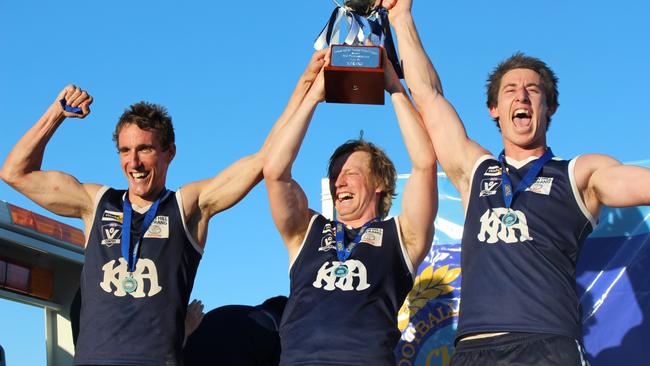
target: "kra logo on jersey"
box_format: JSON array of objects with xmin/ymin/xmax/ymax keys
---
[
  {"xmin": 525, "ymin": 177, "xmax": 554, "ymax": 195},
  {"xmin": 101, "ymin": 223, "xmax": 122, "ymax": 247},
  {"xmin": 100, "ymin": 257, "xmax": 162, "ymax": 298},
  {"xmin": 319, "ymin": 223, "xmax": 336, "ymax": 252},
  {"xmin": 479, "ymin": 178, "xmax": 502, "ymax": 197},
  {"xmin": 477, "ymin": 208, "xmax": 533, "ymax": 244},
  {"xmin": 483, "ymin": 165, "xmax": 503, "ymax": 177},
  {"xmin": 313, "ymin": 259, "xmax": 370, "ymax": 291}
]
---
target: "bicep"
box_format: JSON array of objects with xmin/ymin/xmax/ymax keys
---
[
  {"xmin": 590, "ymin": 163, "xmax": 650, "ymax": 208},
  {"xmin": 399, "ymin": 167, "xmax": 437, "ymax": 266},
  {"xmin": 420, "ymin": 96, "xmax": 488, "ymax": 193},
  {"xmin": 265, "ymin": 178, "xmax": 312, "ymax": 252},
  {"xmin": 9, "ymin": 170, "xmax": 97, "ymax": 219},
  {"xmin": 194, "ymin": 154, "xmax": 264, "ymax": 218}
]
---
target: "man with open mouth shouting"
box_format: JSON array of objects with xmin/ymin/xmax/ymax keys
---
[
  {"xmin": 263, "ymin": 48, "xmax": 437, "ymax": 365},
  {"xmin": 0, "ymin": 56, "xmax": 321, "ymax": 366},
  {"xmin": 384, "ymin": 0, "xmax": 650, "ymax": 365}
]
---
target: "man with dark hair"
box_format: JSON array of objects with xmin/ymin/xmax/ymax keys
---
[
  {"xmin": 263, "ymin": 50, "xmax": 437, "ymax": 365},
  {"xmin": 0, "ymin": 51, "xmax": 325, "ymax": 366},
  {"xmin": 182, "ymin": 296, "xmax": 288, "ymax": 365},
  {"xmin": 385, "ymin": 0, "xmax": 650, "ymax": 365}
]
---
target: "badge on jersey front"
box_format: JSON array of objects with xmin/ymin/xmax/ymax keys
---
[
  {"xmin": 525, "ymin": 177, "xmax": 554, "ymax": 195},
  {"xmin": 143, "ymin": 216, "xmax": 169, "ymax": 239},
  {"xmin": 360, "ymin": 228, "xmax": 383, "ymax": 247},
  {"xmin": 101, "ymin": 210, "xmax": 123, "ymax": 223},
  {"xmin": 479, "ymin": 178, "xmax": 502, "ymax": 197},
  {"xmin": 101, "ymin": 223, "xmax": 122, "ymax": 247},
  {"xmin": 483, "ymin": 165, "xmax": 503, "ymax": 177}
]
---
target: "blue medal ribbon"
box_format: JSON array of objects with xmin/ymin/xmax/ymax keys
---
[
  {"xmin": 121, "ymin": 188, "xmax": 168, "ymax": 273},
  {"xmin": 334, "ymin": 217, "xmax": 378, "ymax": 264},
  {"xmin": 498, "ymin": 148, "xmax": 554, "ymax": 212}
]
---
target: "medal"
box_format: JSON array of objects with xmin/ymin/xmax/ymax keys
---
[
  {"xmin": 121, "ymin": 188, "xmax": 168, "ymax": 289},
  {"xmin": 498, "ymin": 148, "xmax": 554, "ymax": 227},
  {"xmin": 501, "ymin": 211, "xmax": 518, "ymax": 227},
  {"xmin": 333, "ymin": 218, "xmax": 378, "ymax": 278},
  {"xmin": 334, "ymin": 264, "xmax": 349, "ymax": 277},
  {"xmin": 122, "ymin": 275, "xmax": 138, "ymax": 293}
]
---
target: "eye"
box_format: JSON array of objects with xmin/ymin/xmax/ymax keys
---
[{"xmin": 527, "ymin": 87, "xmax": 540, "ymax": 94}]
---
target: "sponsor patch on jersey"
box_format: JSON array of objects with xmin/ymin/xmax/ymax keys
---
[
  {"xmin": 101, "ymin": 222, "xmax": 122, "ymax": 246},
  {"xmin": 101, "ymin": 210, "xmax": 123, "ymax": 223},
  {"xmin": 483, "ymin": 165, "xmax": 503, "ymax": 177},
  {"xmin": 361, "ymin": 228, "xmax": 383, "ymax": 247},
  {"xmin": 479, "ymin": 178, "xmax": 501, "ymax": 197},
  {"xmin": 525, "ymin": 177, "xmax": 554, "ymax": 195},
  {"xmin": 143, "ymin": 216, "xmax": 169, "ymax": 239}
]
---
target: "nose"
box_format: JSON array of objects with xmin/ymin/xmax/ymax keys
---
[
  {"xmin": 515, "ymin": 87, "xmax": 530, "ymax": 103},
  {"xmin": 334, "ymin": 173, "xmax": 346, "ymax": 188},
  {"xmin": 127, "ymin": 151, "xmax": 141, "ymax": 168}
]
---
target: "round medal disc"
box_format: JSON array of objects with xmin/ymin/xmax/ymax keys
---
[
  {"xmin": 122, "ymin": 276, "xmax": 138, "ymax": 293},
  {"xmin": 501, "ymin": 211, "xmax": 518, "ymax": 227},
  {"xmin": 334, "ymin": 265, "xmax": 349, "ymax": 278}
]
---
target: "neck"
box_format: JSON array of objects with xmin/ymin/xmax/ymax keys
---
[
  {"xmin": 337, "ymin": 213, "xmax": 378, "ymax": 228},
  {"xmin": 128, "ymin": 188, "xmax": 164, "ymax": 208},
  {"xmin": 502, "ymin": 143, "xmax": 547, "ymax": 161}
]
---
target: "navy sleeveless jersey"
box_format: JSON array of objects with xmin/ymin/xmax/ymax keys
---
[
  {"xmin": 457, "ymin": 155, "xmax": 596, "ymax": 341},
  {"xmin": 74, "ymin": 187, "xmax": 202, "ymax": 366},
  {"xmin": 280, "ymin": 214, "xmax": 414, "ymax": 366}
]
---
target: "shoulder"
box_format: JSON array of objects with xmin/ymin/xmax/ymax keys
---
[{"xmin": 573, "ymin": 154, "xmax": 622, "ymax": 188}]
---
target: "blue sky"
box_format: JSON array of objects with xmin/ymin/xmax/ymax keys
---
[{"xmin": 1, "ymin": 1, "xmax": 649, "ymax": 364}]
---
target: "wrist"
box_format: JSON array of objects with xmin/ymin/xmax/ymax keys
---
[
  {"xmin": 44, "ymin": 102, "xmax": 66, "ymax": 125},
  {"xmin": 389, "ymin": 12, "xmax": 414, "ymax": 30}
]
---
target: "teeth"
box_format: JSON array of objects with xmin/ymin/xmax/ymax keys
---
[
  {"xmin": 513, "ymin": 109, "xmax": 531, "ymax": 118},
  {"xmin": 337, "ymin": 193, "xmax": 353, "ymax": 200},
  {"xmin": 131, "ymin": 172, "xmax": 148, "ymax": 179}
]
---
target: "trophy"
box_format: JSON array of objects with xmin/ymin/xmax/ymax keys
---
[{"xmin": 315, "ymin": 0, "xmax": 403, "ymax": 105}]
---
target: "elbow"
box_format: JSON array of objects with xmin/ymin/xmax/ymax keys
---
[
  {"xmin": 411, "ymin": 89, "xmax": 442, "ymax": 111},
  {"xmin": 0, "ymin": 165, "xmax": 17, "ymax": 187},
  {"xmin": 262, "ymin": 157, "xmax": 283, "ymax": 182}
]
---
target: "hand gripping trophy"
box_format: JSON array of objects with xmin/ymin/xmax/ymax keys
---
[{"xmin": 315, "ymin": 0, "xmax": 403, "ymax": 105}]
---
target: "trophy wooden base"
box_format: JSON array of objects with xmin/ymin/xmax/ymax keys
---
[{"xmin": 324, "ymin": 45, "xmax": 384, "ymax": 105}]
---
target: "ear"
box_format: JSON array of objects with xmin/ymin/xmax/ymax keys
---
[
  {"xmin": 488, "ymin": 104, "xmax": 499, "ymax": 119},
  {"xmin": 547, "ymin": 104, "xmax": 557, "ymax": 118},
  {"xmin": 167, "ymin": 143, "xmax": 176, "ymax": 163}
]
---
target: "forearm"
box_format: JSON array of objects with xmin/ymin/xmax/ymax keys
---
[
  {"xmin": 391, "ymin": 13, "xmax": 443, "ymax": 105},
  {"xmin": 260, "ymin": 75, "xmax": 315, "ymax": 154},
  {"xmin": 263, "ymin": 95, "xmax": 320, "ymax": 181},
  {"xmin": 1, "ymin": 105, "xmax": 64, "ymax": 186},
  {"xmin": 390, "ymin": 91, "xmax": 436, "ymax": 171}
]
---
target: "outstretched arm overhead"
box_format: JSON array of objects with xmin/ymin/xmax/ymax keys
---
[
  {"xmin": 180, "ymin": 50, "xmax": 328, "ymax": 248},
  {"xmin": 263, "ymin": 51, "xmax": 328, "ymax": 261},
  {"xmin": 385, "ymin": 52, "xmax": 438, "ymax": 267},
  {"xmin": 1, "ymin": 85, "xmax": 101, "ymax": 235},
  {"xmin": 383, "ymin": 0, "xmax": 488, "ymax": 204},
  {"xmin": 575, "ymin": 154, "xmax": 650, "ymax": 218}
]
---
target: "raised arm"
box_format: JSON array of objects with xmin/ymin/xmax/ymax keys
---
[
  {"xmin": 575, "ymin": 154, "xmax": 650, "ymax": 218},
  {"xmin": 383, "ymin": 0, "xmax": 488, "ymax": 200},
  {"xmin": 180, "ymin": 50, "xmax": 328, "ymax": 248},
  {"xmin": 385, "ymin": 56, "xmax": 438, "ymax": 267},
  {"xmin": 1, "ymin": 85, "xmax": 100, "ymax": 228},
  {"xmin": 263, "ymin": 51, "xmax": 327, "ymax": 260}
]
